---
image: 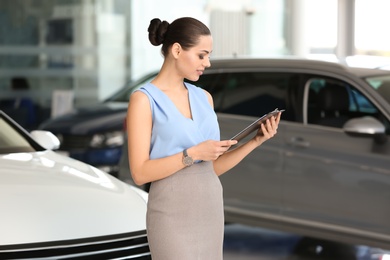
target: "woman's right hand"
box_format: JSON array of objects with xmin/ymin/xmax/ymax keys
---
[{"xmin": 188, "ymin": 139, "xmax": 238, "ymax": 161}]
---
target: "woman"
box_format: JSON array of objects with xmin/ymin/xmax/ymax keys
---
[{"xmin": 127, "ymin": 17, "xmax": 280, "ymax": 260}]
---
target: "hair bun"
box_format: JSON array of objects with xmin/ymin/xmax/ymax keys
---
[{"xmin": 148, "ymin": 18, "xmax": 169, "ymax": 46}]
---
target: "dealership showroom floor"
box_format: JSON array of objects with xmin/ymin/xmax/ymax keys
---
[{"xmin": 223, "ymin": 224, "xmax": 387, "ymax": 260}]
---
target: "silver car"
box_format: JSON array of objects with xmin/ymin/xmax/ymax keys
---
[
  {"xmin": 195, "ymin": 58, "xmax": 390, "ymax": 249},
  {"xmin": 119, "ymin": 58, "xmax": 390, "ymax": 250}
]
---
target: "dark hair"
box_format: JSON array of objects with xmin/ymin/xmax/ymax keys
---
[{"xmin": 148, "ymin": 17, "xmax": 211, "ymax": 57}]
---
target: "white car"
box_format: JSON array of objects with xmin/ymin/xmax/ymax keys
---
[{"xmin": 0, "ymin": 110, "xmax": 150, "ymax": 259}]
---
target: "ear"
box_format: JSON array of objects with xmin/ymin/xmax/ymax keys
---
[{"xmin": 171, "ymin": 43, "xmax": 182, "ymax": 59}]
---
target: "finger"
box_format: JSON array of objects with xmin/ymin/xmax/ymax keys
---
[
  {"xmin": 269, "ymin": 114, "xmax": 278, "ymax": 126},
  {"xmin": 270, "ymin": 118, "xmax": 277, "ymax": 134},
  {"xmin": 214, "ymin": 146, "xmax": 231, "ymax": 158},
  {"xmin": 221, "ymin": 140, "xmax": 238, "ymax": 146},
  {"xmin": 265, "ymin": 120, "xmax": 276, "ymax": 137},
  {"xmin": 266, "ymin": 118, "xmax": 272, "ymax": 130},
  {"xmin": 270, "ymin": 116, "xmax": 277, "ymax": 130},
  {"xmin": 221, "ymin": 146, "xmax": 231, "ymax": 153},
  {"xmin": 261, "ymin": 123, "xmax": 270, "ymax": 138},
  {"xmin": 276, "ymin": 112, "xmax": 281, "ymax": 124}
]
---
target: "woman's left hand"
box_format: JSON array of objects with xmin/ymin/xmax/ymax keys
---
[{"xmin": 254, "ymin": 112, "xmax": 281, "ymax": 143}]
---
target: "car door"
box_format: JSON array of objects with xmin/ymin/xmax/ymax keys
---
[
  {"xmin": 282, "ymin": 76, "xmax": 390, "ymax": 241},
  {"xmin": 194, "ymin": 71, "xmax": 297, "ymax": 222}
]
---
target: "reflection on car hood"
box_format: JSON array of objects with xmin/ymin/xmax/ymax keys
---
[
  {"xmin": 0, "ymin": 150, "xmax": 147, "ymax": 245},
  {"xmin": 39, "ymin": 102, "xmax": 128, "ymax": 134}
]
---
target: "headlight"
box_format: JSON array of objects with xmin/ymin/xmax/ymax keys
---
[{"xmin": 90, "ymin": 131, "xmax": 124, "ymax": 148}]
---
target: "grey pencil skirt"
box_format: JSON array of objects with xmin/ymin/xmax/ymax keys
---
[{"xmin": 146, "ymin": 161, "xmax": 224, "ymax": 260}]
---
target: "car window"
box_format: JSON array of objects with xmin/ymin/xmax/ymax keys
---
[
  {"xmin": 365, "ymin": 76, "xmax": 390, "ymax": 104},
  {"xmin": 349, "ymin": 88, "xmax": 377, "ymax": 113},
  {"xmin": 190, "ymin": 72, "xmax": 298, "ymax": 121},
  {"xmin": 105, "ymin": 72, "xmax": 157, "ymax": 102},
  {"xmin": 306, "ymin": 78, "xmax": 390, "ymax": 133},
  {"xmin": 0, "ymin": 117, "xmax": 35, "ymax": 154}
]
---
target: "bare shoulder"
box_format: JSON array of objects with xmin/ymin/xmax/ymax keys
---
[
  {"xmin": 127, "ymin": 90, "xmax": 152, "ymax": 130},
  {"xmin": 129, "ymin": 90, "xmax": 150, "ymax": 108},
  {"xmin": 202, "ymin": 89, "xmax": 214, "ymax": 108}
]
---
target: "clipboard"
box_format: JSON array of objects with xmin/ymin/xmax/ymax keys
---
[{"xmin": 230, "ymin": 108, "xmax": 284, "ymax": 142}]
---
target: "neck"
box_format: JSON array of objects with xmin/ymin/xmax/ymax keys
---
[{"xmin": 152, "ymin": 61, "xmax": 185, "ymax": 91}]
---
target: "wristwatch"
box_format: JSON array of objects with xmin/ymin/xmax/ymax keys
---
[{"xmin": 182, "ymin": 149, "xmax": 194, "ymax": 167}]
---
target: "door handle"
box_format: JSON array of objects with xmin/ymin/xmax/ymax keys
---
[{"xmin": 288, "ymin": 137, "xmax": 310, "ymax": 148}]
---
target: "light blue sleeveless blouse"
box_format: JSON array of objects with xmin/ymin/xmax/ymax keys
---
[{"xmin": 137, "ymin": 82, "xmax": 220, "ymax": 160}]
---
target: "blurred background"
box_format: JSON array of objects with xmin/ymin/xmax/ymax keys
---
[{"xmin": 1, "ymin": 0, "xmax": 390, "ymax": 126}]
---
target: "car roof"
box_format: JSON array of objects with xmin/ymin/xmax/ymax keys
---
[
  {"xmin": 207, "ymin": 57, "xmax": 390, "ymax": 79},
  {"xmin": 208, "ymin": 57, "xmax": 349, "ymax": 71},
  {"xmin": 347, "ymin": 66, "xmax": 390, "ymax": 78}
]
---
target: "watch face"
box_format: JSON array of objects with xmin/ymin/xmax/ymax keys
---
[{"xmin": 183, "ymin": 156, "xmax": 194, "ymax": 166}]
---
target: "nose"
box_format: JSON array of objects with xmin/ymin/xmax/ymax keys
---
[{"xmin": 203, "ymin": 58, "xmax": 211, "ymax": 68}]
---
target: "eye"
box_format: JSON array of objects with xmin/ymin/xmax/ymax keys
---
[{"xmin": 199, "ymin": 55, "xmax": 205, "ymax": 59}]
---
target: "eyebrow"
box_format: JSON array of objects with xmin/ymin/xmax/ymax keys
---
[{"xmin": 200, "ymin": 50, "xmax": 212, "ymax": 54}]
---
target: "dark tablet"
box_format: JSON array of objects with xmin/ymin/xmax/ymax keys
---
[{"xmin": 230, "ymin": 108, "xmax": 284, "ymax": 142}]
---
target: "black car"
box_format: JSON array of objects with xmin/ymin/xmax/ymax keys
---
[{"xmin": 39, "ymin": 72, "xmax": 157, "ymax": 176}]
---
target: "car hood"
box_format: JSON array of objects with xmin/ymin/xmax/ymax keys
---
[
  {"xmin": 0, "ymin": 150, "xmax": 147, "ymax": 245},
  {"xmin": 39, "ymin": 102, "xmax": 128, "ymax": 135}
]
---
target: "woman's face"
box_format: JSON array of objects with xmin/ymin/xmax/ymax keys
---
[{"xmin": 176, "ymin": 35, "xmax": 213, "ymax": 82}]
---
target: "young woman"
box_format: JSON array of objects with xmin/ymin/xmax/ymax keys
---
[{"xmin": 127, "ymin": 17, "xmax": 281, "ymax": 260}]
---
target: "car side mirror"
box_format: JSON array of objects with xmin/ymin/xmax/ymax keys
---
[
  {"xmin": 343, "ymin": 116, "xmax": 387, "ymax": 144},
  {"xmin": 30, "ymin": 130, "xmax": 61, "ymax": 150}
]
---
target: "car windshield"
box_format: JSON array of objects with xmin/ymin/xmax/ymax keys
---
[
  {"xmin": 0, "ymin": 112, "xmax": 35, "ymax": 154},
  {"xmin": 365, "ymin": 75, "xmax": 390, "ymax": 104},
  {"xmin": 105, "ymin": 72, "xmax": 157, "ymax": 102}
]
